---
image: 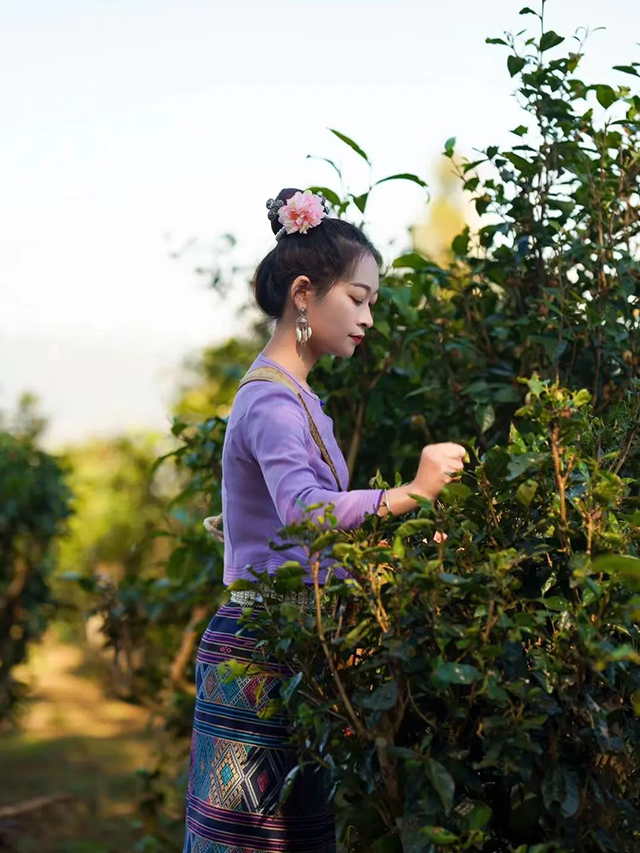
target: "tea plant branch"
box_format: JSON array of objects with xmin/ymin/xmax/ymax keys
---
[
  {"xmin": 346, "ymin": 396, "xmax": 367, "ymax": 482},
  {"xmin": 612, "ymin": 423, "xmax": 638, "ymax": 476},
  {"xmin": 406, "ymin": 679, "xmax": 437, "ymax": 728},
  {"xmin": 310, "ymin": 553, "xmax": 370, "ymax": 741},
  {"xmin": 366, "ymin": 561, "xmax": 390, "ymax": 634},
  {"xmin": 612, "ymin": 392, "xmax": 640, "ymax": 475},
  {"xmin": 481, "ymin": 597, "xmax": 499, "ymax": 644},
  {"xmin": 478, "ymin": 472, "xmax": 504, "ymax": 548},
  {"xmin": 170, "ymin": 602, "xmax": 210, "ymax": 694},
  {"xmin": 550, "ymin": 423, "xmax": 572, "ymax": 555}
]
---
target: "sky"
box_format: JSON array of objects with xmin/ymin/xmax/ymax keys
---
[{"xmin": 2, "ymin": 0, "xmax": 638, "ymax": 449}]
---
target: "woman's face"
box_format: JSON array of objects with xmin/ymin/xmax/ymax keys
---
[{"xmin": 299, "ymin": 253, "xmax": 380, "ymax": 358}]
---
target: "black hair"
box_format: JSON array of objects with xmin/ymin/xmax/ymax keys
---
[{"xmin": 252, "ymin": 187, "xmax": 383, "ymax": 320}]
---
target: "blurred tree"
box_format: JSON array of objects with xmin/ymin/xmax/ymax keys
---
[
  {"xmin": 56, "ymin": 433, "xmax": 178, "ymax": 698},
  {"xmin": 0, "ymin": 394, "xmax": 72, "ymax": 721},
  {"xmin": 0, "ymin": 391, "xmax": 48, "ymax": 443}
]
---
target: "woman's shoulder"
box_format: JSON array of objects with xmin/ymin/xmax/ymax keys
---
[
  {"xmin": 227, "ymin": 382, "xmax": 310, "ymax": 460},
  {"xmin": 237, "ymin": 376, "xmax": 301, "ymax": 403},
  {"xmin": 231, "ymin": 379, "xmax": 305, "ymax": 425}
]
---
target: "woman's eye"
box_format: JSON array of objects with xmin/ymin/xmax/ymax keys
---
[{"xmin": 351, "ymin": 298, "xmax": 364, "ymax": 306}]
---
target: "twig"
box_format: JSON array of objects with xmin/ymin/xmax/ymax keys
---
[
  {"xmin": 0, "ymin": 793, "xmax": 76, "ymax": 819},
  {"xmin": 170, "ymin": 604, "xmax": 210, "ymax": 693},
  {"xmin": 311, "ymin": 556, "xmax": 371, "ymax": 741},
  {"xmin": 550, "ymin": 424, "xmax": 571, "ymax": 555}
]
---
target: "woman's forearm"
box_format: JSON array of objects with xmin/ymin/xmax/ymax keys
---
[{"xmin": 375, "ymin": 481, "xmax": 429, "ymax": 517}]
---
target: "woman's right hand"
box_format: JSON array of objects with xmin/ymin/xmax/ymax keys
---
[{"xmin": 410, "ymin": 442, "xmax": 466, "ymax": 501}]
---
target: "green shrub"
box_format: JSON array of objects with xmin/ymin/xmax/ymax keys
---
[
  {"xmin": 236, "ymin": 376, "xmax": 640, "ymax": 851},
  {"xmin": 0, "ymin": 429, "xmax": 73, "ymax": 719}
]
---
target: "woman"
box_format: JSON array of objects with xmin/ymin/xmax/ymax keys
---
[{"xmin": 182, "ymin": 187, "xmax": 465, "ymax": 853}]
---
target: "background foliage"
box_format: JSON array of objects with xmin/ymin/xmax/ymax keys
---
[{"xmin": 0, "ymin": 394, "xmax": 73, "ymax": 721}]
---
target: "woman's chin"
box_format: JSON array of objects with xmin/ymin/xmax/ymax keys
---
[
  {"xmin": 322, "ymin": 340, "xmax": 354, "ymax": 358},
  {"xmin": 340, "ymin": 340, "xmax": 357, "ymax": 358}
]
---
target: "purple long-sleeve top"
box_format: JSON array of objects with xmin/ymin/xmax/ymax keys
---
[{"xmin": 221, "ymin": 351, "xmax": 384, "ymax": 587}]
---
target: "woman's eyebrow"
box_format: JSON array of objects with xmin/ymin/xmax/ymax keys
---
[{"xmin": 352, "ymin": 282, "xmax": 379, "ymax": 298}]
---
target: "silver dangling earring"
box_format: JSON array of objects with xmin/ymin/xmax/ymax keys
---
[{"xmin": 295, "ymin": 307, "xmax": 312, "ymax": 344}]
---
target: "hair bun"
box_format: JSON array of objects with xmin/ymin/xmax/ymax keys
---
[{"xmin": 266, "ymin": 187, "xmax": 303, "ymax": 236}]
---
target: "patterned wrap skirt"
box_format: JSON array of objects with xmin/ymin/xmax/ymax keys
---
[{"xmin": 182, "ymin": 602, "xmax": 336, "ymax": 853}]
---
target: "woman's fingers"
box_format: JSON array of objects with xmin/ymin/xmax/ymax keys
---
[
  {"xmin": 441, "ymin": 442, "xmax": 466, "ymax": 459},
  {"xmin": 443, "ymin": 457, "xmax": 465, "ymax": 480}
]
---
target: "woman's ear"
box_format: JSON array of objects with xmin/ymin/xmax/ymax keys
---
[{"xmin": 291, "ymin": 276, "xmax": 312, "ymax": 311}]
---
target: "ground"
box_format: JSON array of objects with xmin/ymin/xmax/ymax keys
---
[{"xmin": 0, "ymin": 629, "xmax": 160, "ymax": 852}]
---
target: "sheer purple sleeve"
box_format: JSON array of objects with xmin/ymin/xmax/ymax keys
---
[{"xmin": 244, "ymin": 385, "xmax": 384, "ymax": 531}]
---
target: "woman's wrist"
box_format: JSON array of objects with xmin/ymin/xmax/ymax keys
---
[{"xmin": 377, "ymin": 481, "xmax": 430, "ymax": 517}]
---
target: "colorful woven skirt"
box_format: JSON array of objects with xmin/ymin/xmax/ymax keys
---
[{"xmin": 182, "ymin": 602, "xmax": 336, "ymax": 853}]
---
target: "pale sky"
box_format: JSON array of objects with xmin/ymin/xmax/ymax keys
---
[{"xmin": 2, "ymin": 1, "xmax": 637, "ymax": 449}]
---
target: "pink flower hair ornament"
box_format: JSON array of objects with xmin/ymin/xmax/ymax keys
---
[{"xmin": 266, "ymin": 190, "xmax": 329, "ymax": 242}]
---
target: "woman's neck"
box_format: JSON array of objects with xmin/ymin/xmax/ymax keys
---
[{"xmin": 261, "ymin": 328, "xmax": 320, "ymax": 392}]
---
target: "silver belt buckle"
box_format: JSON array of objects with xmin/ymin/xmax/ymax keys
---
[
  {"xmin": 228, "ymin": 586, "xmax": 317, "ymax": 611},
  {"xmin": 229, "ymin": 588, "xmax": 262, "ymax": 606}
]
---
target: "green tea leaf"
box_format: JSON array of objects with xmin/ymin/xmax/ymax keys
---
[
  {"xmin": 433, "ymin": 661, "xmax": 482, "ymax": 684},
  {"xmin": 280, "ymin": 671, "xmax": 303, "ymax": 703},
  {"xmin": 226, "ymin": 578, "xmax": 257, "ymax": 591},
  {"xmin": 595, "ymin": 84, "xmax": 617, "ymax": 108},
  {"xmin": 421, "ymin": 826, "xmax": 459, "ymax": 844},
  {"xmin": 279, "ymin": 601, "xmax": 301, "ymax": 621},
  {"xmin": 425, "ymin": 759, "xmax": 455, "ymax": 814},
  {"xmin": 452, "ymin": 227, "xmax": 470, "ymax": 255},
  {"xmin": 516, "ymin": 479, "xmax": 538, "ymax": 507},
  {"xmin": 438, "ymin": 573, "xmax": 471, "ymax": 586},
  {"xmin": 392, "ymin": 535, "xmax": 405, "ymax": 558},
  {"xmin": 305, "ymin": 185, "xmax": 341, "ymax": 207},
  {"xmin": 374, "ymin": 172, "xmax": 428, "ymax": 188},
  {"xmin": 476, "ymin": 402, "xmax": 496, "ymax": 433},
  {"xmin": 573, "ymin": 389, "xmax": 591, "ymax": 407},
  {"xmin": 310, "ymin": 532, "xmax": 340, "ymax": 554},
  {"xmin": 363, "ymin": 680, "xmax": 398, "ymax": 711},
  {"xmin": 540, "ymin": 595, "xmax": 572, "ymax": 612},
  {"xmin": 391, "ymin": 251, "xmax": 429, "ymax": 269},
  {"xmin": 395, "ymin": 519, "xmax": 434, "ymax": 538},
  {"xmin": 541, "ymin": 766, "xmax": 580, "ymax": 817},
  {"xmin": 328, "ymin": 128, "xmax": 370, "ymax": 163},
  {"xmin": 591, "ymin": 554, "xmax": 640, "ymax": 591},
  {"xmin": 507, "ymin": 452, "xmax": 543, "ymax": 481},
  {"xmin": 539, "ymin": 31, "xmax": 565, "ymax": 52},
  {"xmin": 508, "ymin": 55, "xmax": 526, "ymax": 77},
  {"xmin": 352, "ymin": 192, "xmax": 369, "ymax": 214},
  {"xmin": 613, "ymin": 64, "xmax": 640, "ymax": 77}
]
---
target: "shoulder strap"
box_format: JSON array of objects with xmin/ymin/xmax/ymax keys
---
[{"xmin": 238, "ymin": 366, "xmax": 343, "ymax": 491}]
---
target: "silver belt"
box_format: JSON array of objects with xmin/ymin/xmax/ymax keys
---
[{"xmin": 228, "ymin": 586, "xmax": 320, "ymax": 613}]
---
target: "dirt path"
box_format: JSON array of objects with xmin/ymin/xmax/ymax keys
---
[
  {"xmin": 12, "ymin": 636, "xmax": 151, "ymax": 740},
  {"xmin": 0, "ymin": 630, "xmax": 159, "ymax": 852}
]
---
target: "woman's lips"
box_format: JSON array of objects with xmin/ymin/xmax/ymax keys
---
[{"xmin": 350, "ymin": 335, "xmax": 364, "ymax": 344}]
